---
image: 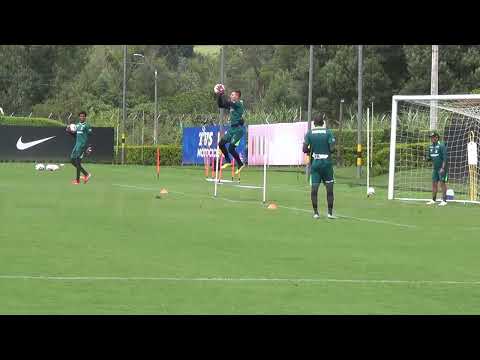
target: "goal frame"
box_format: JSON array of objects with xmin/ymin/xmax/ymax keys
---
[{"xmin": 388, "ymin": 94, "xmax": 480, "ymax": 203}]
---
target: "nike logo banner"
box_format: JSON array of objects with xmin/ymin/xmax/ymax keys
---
[
  {"xmin": 0, "ymin": 125, "xmax": 113, "ymax": 162},
  {"xmin": 16, "ymin": 136, "xmax": 56, "ymax": 150}
]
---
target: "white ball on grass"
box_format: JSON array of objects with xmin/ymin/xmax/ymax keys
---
[{"xmin": 367, "ymin": 187, "xmax": 375, "ymax": 197}]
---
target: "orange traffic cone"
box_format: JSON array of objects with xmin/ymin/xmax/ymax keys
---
[{"xmin": 267, "ymin": 203, "xmax": 278, "ymax": 210}]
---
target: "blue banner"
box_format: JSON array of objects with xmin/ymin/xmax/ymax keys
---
[{"xmin": 182, "ymin": 125, "xmax": 246, "ymax": 165}]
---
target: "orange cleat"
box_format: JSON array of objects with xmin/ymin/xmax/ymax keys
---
[{"xmin": 82, "ymin": 174, "xmax": 91, "ymax": 184}]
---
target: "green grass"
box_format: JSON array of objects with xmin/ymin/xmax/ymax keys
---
[
  {"xmin": 194, "ymin": 45, "xmax": 221, "ymax": 58},
  {"xmin": 2, "ymin": 162, "xmax": 480, "ymax": 314}
]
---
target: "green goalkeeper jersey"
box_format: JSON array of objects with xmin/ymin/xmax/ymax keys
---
[
  {"xmin": 217, "ymin": 95, "xmax": 245, "ymax": 127},
  {"xmin": 304, "ymin": 127, "xmax": 336, "ymax": 162},
  {"xmin": 427, "ymin": 141, "xmax": 447, "ymax": 169},
  {"xmin": 228, "ymin": 100, "xmax": 244, "ymax": 126},
  {"xmin": 75, "ymin": 122, "xmax": 92, "ymax": 147}
]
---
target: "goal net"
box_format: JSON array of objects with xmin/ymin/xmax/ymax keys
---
[{"xmin": 388, "ymin": 94, "xmax": 480, "ymax": 204}]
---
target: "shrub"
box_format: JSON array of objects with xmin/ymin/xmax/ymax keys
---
[
  {"xmin": 0, "ymin": 116, "xmax": 64, "ymax": 127},
  {"xmin": 114, "ymin": 145, "xmax": 182, "ymax": 165}
]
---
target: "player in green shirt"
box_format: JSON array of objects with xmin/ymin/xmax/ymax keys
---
[
  {"xmin": 426, "ymin": 131, "xmax": 448, "ymax": 206},
  {"xmin": 67, "ymin": 111, "xmax": 93, "ymax": 185},
  {"xmin": 215, "ymin": 86, "xmax": 245, "ymax": 174},
  {"xmin": 303, "ymin": 114, "xmax": 336, "ymax": 219}
]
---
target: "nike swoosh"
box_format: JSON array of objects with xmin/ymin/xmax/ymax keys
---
[{"xmin": 16, "ymin": 136, "xmax": 56, "ymax": 150}]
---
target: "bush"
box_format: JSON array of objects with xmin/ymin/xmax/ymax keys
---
[
  {"xmin": 0, "ymin": 116, "xmax": 64, "ymax": 127},
  {"xmin": 114, "ymin": 145, "xmax": 182, "ymax": 165}
]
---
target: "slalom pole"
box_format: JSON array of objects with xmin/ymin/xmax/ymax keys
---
[
  {"xmin": 263, "ymin": 136, "xmax": 268, "ymax": 204},
  {"xmin": 211, "ymin": 154, "xmax": 215, "ymax": 179},
  {"xmin": 204, "ymin": 153, "xmax": 209, "ymax": 178},
  {"xmin": 156, "ymin": 146, "xmax": 160, "ymax": 180},
  {"xmin": 231, "ymin": 159, "xmax": 235, "ymax": 182},
  {"xmin": 214, "ymin": 131, "xmax": 220, "ymax": 197},
  {"xmin": 219, "ymin": 154, "xmax": 224, "ymax": 182}
]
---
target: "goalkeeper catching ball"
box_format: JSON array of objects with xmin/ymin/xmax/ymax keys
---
[{"xmin": 214, "ymin": 84, "xmax": 245, "ymax": 175}]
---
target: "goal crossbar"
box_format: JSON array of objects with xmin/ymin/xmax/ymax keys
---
[{"xmin": 389, "ymin": 94, "xmax": 480, "ymax": 204}]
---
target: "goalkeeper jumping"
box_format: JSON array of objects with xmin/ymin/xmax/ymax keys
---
[
  {"xmin": 426, "ymin": 131, "xmax": 448, "ymax": 206},
  {"xmin": 214, "ymin": 85, "xmax": 245, "ymax": 174}
]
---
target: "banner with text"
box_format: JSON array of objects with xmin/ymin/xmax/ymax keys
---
[{"xmin": 182, "ymin": 125, "xmax": 246, "ymax": 165}]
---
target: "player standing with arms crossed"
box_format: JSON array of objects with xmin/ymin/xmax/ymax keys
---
[{"xmin": 303, "ymin": 114, "xmax": 336, "ymax": 219}]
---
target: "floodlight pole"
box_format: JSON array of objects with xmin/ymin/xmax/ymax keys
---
[
  {"xmin": 306, "ymin": 45, "xmax": 314, "ymax": 181},
  {"xmin": 219, "ymin": 46, "xmax": 225, "ymax": 134},
  {"xmin": 357, "ymin": 45, "xmax": 363, "ymax": 178},
  {"xmin": 430, "ymin": 45, "xmax": 439, "ymax": 130},
  {"xmin": 122, "ymin": 45, "xmax": 127, "ymax": 165}
]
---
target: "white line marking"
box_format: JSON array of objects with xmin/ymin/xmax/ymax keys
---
[
  {"xmin": 0, "ymin": 274, "xmax": 479, "ymax": 286},
  {"xmin": 112, "ymin": 184, "xmax": 416, "ymax": 228},
  {"xmin": 277, "ymin": 205, "xmax": 416, "ymax": 228},
  {"xmin": 234, "ymin": 185, "xmax": 263, "ymax": 189}
]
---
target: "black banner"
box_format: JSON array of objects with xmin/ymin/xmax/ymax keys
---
[{"xmin": 0, "ymin": 126, "xmax": 114, "ymax": 162}]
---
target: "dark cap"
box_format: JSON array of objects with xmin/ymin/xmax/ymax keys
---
[{"xmin": 430, "ymin": 131, "xmax": 440, "ymax": 138}]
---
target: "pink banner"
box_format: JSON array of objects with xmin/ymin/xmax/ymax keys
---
[{"xmin": 248, "ymin": 122, "xmax": 309, "ymax": 165}]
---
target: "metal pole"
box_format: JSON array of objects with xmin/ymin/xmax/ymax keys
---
[
  {"xmin": 430, "ymin": 45, "xmax": 439, "ymax": 130},
  {"xmin": 122, "ymin": 45, "xmax": 127, "ymax": 165},
  {"xmin": 219, "ymin": 46, "xmax": 225, "ymax": 134},
  {"xmin": 339, "ymin": 99, "xmax": 344, "ymax": 167},
  {"xmin": 367, "ymin": 107, "xmax": 370, "ymax": 192},
  {"xmin": 306, "ymin": 45, "xmax": 314, "ymax": 181},
  {"xmin": 357, "ymin": 45, "xmax": 363, "ymax": 178},
  {"xmin": 154, "ymin": 69, "xmax": 158, "ymax": 145},
  {"xmin": 142, "ymin": 110, "xmax": 145, "ymax": 164},
  {"xmin": 371, "ymin": 101, "xmax": 374, "ymax": 169}
]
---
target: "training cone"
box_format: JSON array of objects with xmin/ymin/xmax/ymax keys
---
[
  {"xmin": 267, "ymin": 203, "xmax": 278, "ymax": 210},
  {"xmin": 160, "ymin": 188, "xmax": 169, "ymax": 195}
]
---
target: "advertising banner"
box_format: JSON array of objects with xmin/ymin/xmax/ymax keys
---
[
  {"xmin": 0, "ymin": 125, "xmax": 114, "ymax": 162},
  {"xmin": 182, "ymin": 125, "xmax": 246, "ymax": 165},
  {"xmin": 248, "ymin": 122, "xmax": 308, "ymax": 165}
]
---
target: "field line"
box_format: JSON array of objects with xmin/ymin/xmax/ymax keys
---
[
  {"xmin": 0, "ymin": 274, "xmax": 479, "ymax": 286},
  {"xmin": 112, "ymin": 183, "xmax": 417, "ymax": 228},
  {"xmin": 276, "ymin": 205, "xmax": 416, "ymax": 228}
]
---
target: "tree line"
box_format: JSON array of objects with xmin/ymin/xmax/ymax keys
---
[{"xmin": 1, "ymin": 45, "xmax": 480, "ymax": 128}]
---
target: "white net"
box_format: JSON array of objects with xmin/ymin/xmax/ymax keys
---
[{"xmin": 392, "ymin": 97, "xmax": 480, "ymax": 203}]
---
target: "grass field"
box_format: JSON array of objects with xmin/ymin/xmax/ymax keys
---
[{"xmin": 2, "ymin": 162, "xmax": 480, "ymax": 314}]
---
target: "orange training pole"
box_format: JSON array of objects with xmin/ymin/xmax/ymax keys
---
[{"xmin": 156, "ymin": 147, "xmax": 160, "ymax": 180}]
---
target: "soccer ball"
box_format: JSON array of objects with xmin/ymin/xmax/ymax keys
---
[
  {"xmin": 367, "ymin": 187, "xmax": 375, "ymax": 197},
  {"xmin": 46, "ymin": 164, "xmax": 60, "ymax": 171},
  {"xmin": 214, "ymin": 83, "xmax": 225, "ymax": 94},
  {"xmin": 68, "ymin": 123, "xmax": 77, "ymax": 133},
  {"xmin": 35, "ymin": 163, "xmax": 45, "ymax": 171}
]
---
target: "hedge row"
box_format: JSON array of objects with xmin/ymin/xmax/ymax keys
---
[
  {"xmin": 0, "ymin": 116, "xmax": 64, "ymax": 127},
  {"xmin": 114, "ymin": 145, "xmax": 182, "ymax": 165}
]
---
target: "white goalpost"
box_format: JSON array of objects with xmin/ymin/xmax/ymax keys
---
[{"xmin": 388, "ymin": 94, "xmax": 480, "ymax": 204}]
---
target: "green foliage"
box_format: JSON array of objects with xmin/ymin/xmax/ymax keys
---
[
  {"xmin": 114, "ymin": 145, "xmax": 182, "ymax": 165},
  {"xmin": 0, "ymin": 116, "xmax": 64, "ymax": 127},
  {"xmin": 4, "ymin": 44, "xmax": 480, "ymax": 146}
]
